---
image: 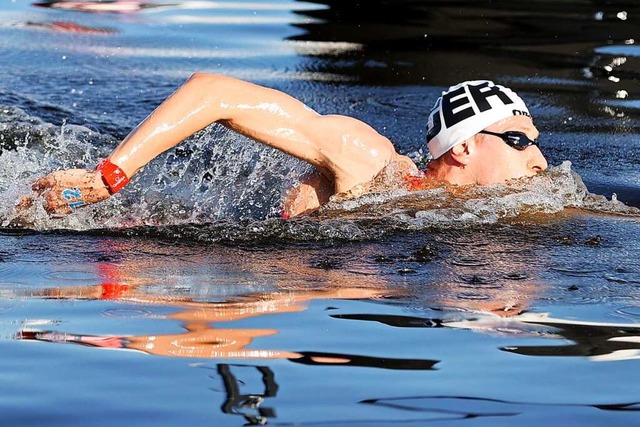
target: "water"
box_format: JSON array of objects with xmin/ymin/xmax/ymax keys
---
[{"xmin": 0, "ymin": 0, "xmax": 639, "ymax": 425}]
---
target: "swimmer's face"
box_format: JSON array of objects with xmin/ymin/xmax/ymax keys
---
[{"xmin": 469, "ymin": 115, "xmax": 547, "ymax": 185}]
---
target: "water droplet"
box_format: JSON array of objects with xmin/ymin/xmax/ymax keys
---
[{"xmin": 616, "ymin": 90, "xmax": 629, "ymax": 99}]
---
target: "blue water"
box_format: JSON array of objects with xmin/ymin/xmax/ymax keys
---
[
  {"xmin": 1, "ymin": 1, "xmax": 640, "ymax": 426},
  {"xmin": 3, "ymin": 222, "xmax": 640, "ymax": 426}
]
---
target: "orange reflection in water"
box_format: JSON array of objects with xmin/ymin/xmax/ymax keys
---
[
  {"xmin": 18, "ymin": 234, "xmax": 543, "ymax": 360},
  {"xmin": 21, "ymin": 242, "xmax": 391, "ymax": 360}
]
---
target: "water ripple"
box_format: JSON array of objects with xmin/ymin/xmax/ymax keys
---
[
  {"xmin": 103, "ymin": 308, "xmax": 155, "ymax": 318},
  {"xmin": 615, "ymin": 306, "xmax": 640, "ymax": 318},
  {"xmin": 450, "ymin": 258, "xmax": 489, "ymax": 267},
  {"xmin": 45, "ymin": 269, "xmax": 96, "ymax": 282},
  {"xmin": 550, "ymin": 267, "xmax": 606, "ymax": 277},
  {"xmin": 605, "ymin": 274, "xmax": 640, "ymax": 285}
]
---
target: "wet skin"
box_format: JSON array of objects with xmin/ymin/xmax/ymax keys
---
[
  {"xmin": 426, "ymin": 115, "xmax": 548, "ymax": 187},
  {"xmin": 19, "ymin": 73, "xmax": 548, "ymax": 218},
  {"xmin": 470, "ymin": 116, "xmax": 547, "ymax": 185}
]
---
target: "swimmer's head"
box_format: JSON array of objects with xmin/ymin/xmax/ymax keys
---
[{"xmin": 426, "ymin": 81, "xmax": 531, "ymax": 159}]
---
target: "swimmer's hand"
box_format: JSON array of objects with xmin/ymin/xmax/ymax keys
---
[{"xmin": 17, "ymin": 169, "xmax": 111, "ymax": 217}]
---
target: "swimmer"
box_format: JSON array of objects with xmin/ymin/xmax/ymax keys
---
[{"xmin": 22, "ymin": 74, "xmax": 548, "ymax": 218}]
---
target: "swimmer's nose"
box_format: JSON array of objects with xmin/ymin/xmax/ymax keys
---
[{"xmin": 529, "ymin": 146, "xmax": 548, "ymax": 173}]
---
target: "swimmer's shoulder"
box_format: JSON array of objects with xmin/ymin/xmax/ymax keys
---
[
  {"xmin": 393, "ymin": 153, "xmax": 420, "ymax": 175},
  {"xmin": 333, "ymin": 156, "xmax": 420, "ymax": 201}
]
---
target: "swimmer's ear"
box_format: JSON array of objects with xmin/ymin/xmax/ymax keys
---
[{"xmin": 449, "ymin": 139, "xmax": 475, "ymax": 168}]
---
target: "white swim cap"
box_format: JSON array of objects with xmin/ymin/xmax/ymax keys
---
[{"xmin": 426, "ymin": 81, "xmax": 531, "ymax": 159}]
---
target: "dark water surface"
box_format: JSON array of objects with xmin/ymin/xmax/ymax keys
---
[{"xmin": 0, "ymin": 0, "xmax": 639, "ymax": 426}]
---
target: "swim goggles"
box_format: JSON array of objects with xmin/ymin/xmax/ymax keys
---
[{"xmin": 478, "ymin": 130, "xmax": 539, "ymax": 150}]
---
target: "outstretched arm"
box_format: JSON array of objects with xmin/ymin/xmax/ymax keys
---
[{"xmin": 25, "ymin": 73, "xmax": 407, "ymax": 216}]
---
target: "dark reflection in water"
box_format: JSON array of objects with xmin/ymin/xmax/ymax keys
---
[
  {"xmin": 217, "ymin": 364, "xmax": 278, "ymax": 426},
  {"xmin": 502, "ymin": 314, "xmax": 640, "ymax": 360},
  {"xmin": 291, "ymin": 351, "xmax": 439, "ymax": 370},
  {"xmin": 293, "ymin": 0, "xmax": 640, "ymax": 124},
  {"xmin": 332, "ymin": 312, "xmax": 640, "ymax": 361},
  {"xmin": 296, "ymin": 1, "xmax": 639, "ymax": 49},
  {"xmin": 362, "ymin": 395, "xmax": 640, "ymax": 421}
]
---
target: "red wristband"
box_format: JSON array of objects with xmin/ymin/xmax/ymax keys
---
[{"xmin": 96, "ymin": 159, "xmax": 130, "ymax": 194}]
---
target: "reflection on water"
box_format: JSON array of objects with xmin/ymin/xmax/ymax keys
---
[
  {"xmin": 333, "ymin": 312, "xmax": 640, "ymax": 362},
  {"xmin": 24, "ymin": 20, "xmax": 118, "ymax": 34},
  {"xmin": 361, "ymin": 395, "xmax": 640, "ymax": 423},
  {"xmin": 13, "ymin": 248, "xmax": 398, "ymax": 359},
  {"xmin": 4, "ymin": 219, "xmax": 639, "ymax": 424},
  {"xmin": 502, "ymin": 313, "xmax": 640, "ymax": 361},
  {"xmin": 216, "ymin": 364, "xmax": 278, "ymax": 425},
  {"xmin": 31, "ymin": 1, "xmax": 170, "ymax": 13}
]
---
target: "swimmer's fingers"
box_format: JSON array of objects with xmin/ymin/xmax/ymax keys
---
[
  {"xmin": 26, "ymin": 169, "xmax": 112, "ymax": 217},
  {"xmin": 31, "ymin": 174, "xmax": 57, "ymax": 194},
  {"xmin": 15, "ymin": 195, "xmax": 35, "ymax": 212},
  {"xmin": 42, "ymin": 190, "xmax": 74, "ymax": 216}
]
